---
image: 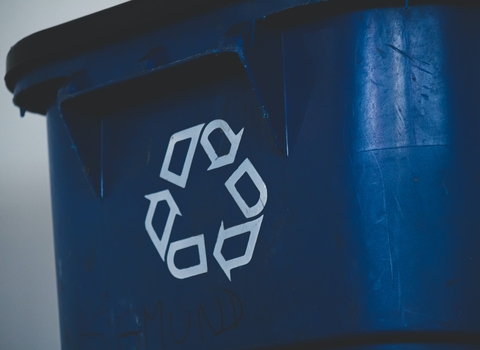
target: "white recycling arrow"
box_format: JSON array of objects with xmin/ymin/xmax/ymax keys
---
[
  {"xmin": 200, "ymin": 119, "xmax": 244, "ymax": 171},
  {"xmin": 160, "ymin": 123, "xmax": 205, "ymax": 188},
  {"xmin": 144, "ymin": 189, "xmax": 181, "ymax": 261},
  {"xmin": 213, "ymin": 215, "xmax": 264, "ymax": 281},
  {"xmin": 224, "ymin": 158, "xmax": 267, "ymax": 219},
  {"xmin": 167, "ymin": 234, "xmax": 208, "ymax": 279}
]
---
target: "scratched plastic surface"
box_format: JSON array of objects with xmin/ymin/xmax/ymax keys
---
[{"xmin": 8, "ymin": 1, "xmax": 480, "ymax": 350}]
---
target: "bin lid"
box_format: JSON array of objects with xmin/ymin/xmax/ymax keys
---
[{"xmin": 4, "ymin": 0, "xmax": 239, "ymax": 93}]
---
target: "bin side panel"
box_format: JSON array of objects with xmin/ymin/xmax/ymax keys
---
[{"xmin": 46, "ymin": 4, "xmax": 480, "ymax": 350}]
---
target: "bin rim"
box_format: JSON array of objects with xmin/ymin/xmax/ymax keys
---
[
  {"xmin": 4, "ymin": 0, "xmax": 475, "ymax": 94},
  {"xmin": 4, "ymin": 0, "xmax": 240, "ymax": 93}
]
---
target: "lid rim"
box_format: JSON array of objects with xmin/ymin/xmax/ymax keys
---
[
  {"xmin": 5, "ymin": 0, "xmax": 476, "ymax": 93},
  {"xmin": 4, "ymin": 0, "xmax": 240, "ymax": 92}
]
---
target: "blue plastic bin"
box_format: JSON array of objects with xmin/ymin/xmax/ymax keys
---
[{"xmin": 5, "ymin": 1, "xmax": 480, "ymax": 349}]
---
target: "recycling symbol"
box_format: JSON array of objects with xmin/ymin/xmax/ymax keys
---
[{"xmin": 144, "ymin": 120, "xmax": 267, "ymax": 281}]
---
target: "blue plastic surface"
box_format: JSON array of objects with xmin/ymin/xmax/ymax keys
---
[{"xmin": 8, "ymin": 1, "xmax": 480, "ymax": 349}]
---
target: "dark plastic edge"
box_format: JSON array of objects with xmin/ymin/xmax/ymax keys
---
[
  {"xmin": 257, "ymin": 331, "xmax": 480, "ymax": 349},
  {"xmin": 4, "ymin": 0, "xmax": 240, "ymax": 93}
]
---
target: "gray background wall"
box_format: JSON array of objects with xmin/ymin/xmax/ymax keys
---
[{"xmin": 0, "ymin": 1, "xmax": 125, "ymax": 348}]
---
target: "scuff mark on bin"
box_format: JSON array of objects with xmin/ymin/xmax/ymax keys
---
[
  {"xmin": 403, "ymin": 308, "xmax": 450, "ymax": 324},
  {"xmin": 446, "ymin": 278, "xmax": 460, "ymax": 287}
]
